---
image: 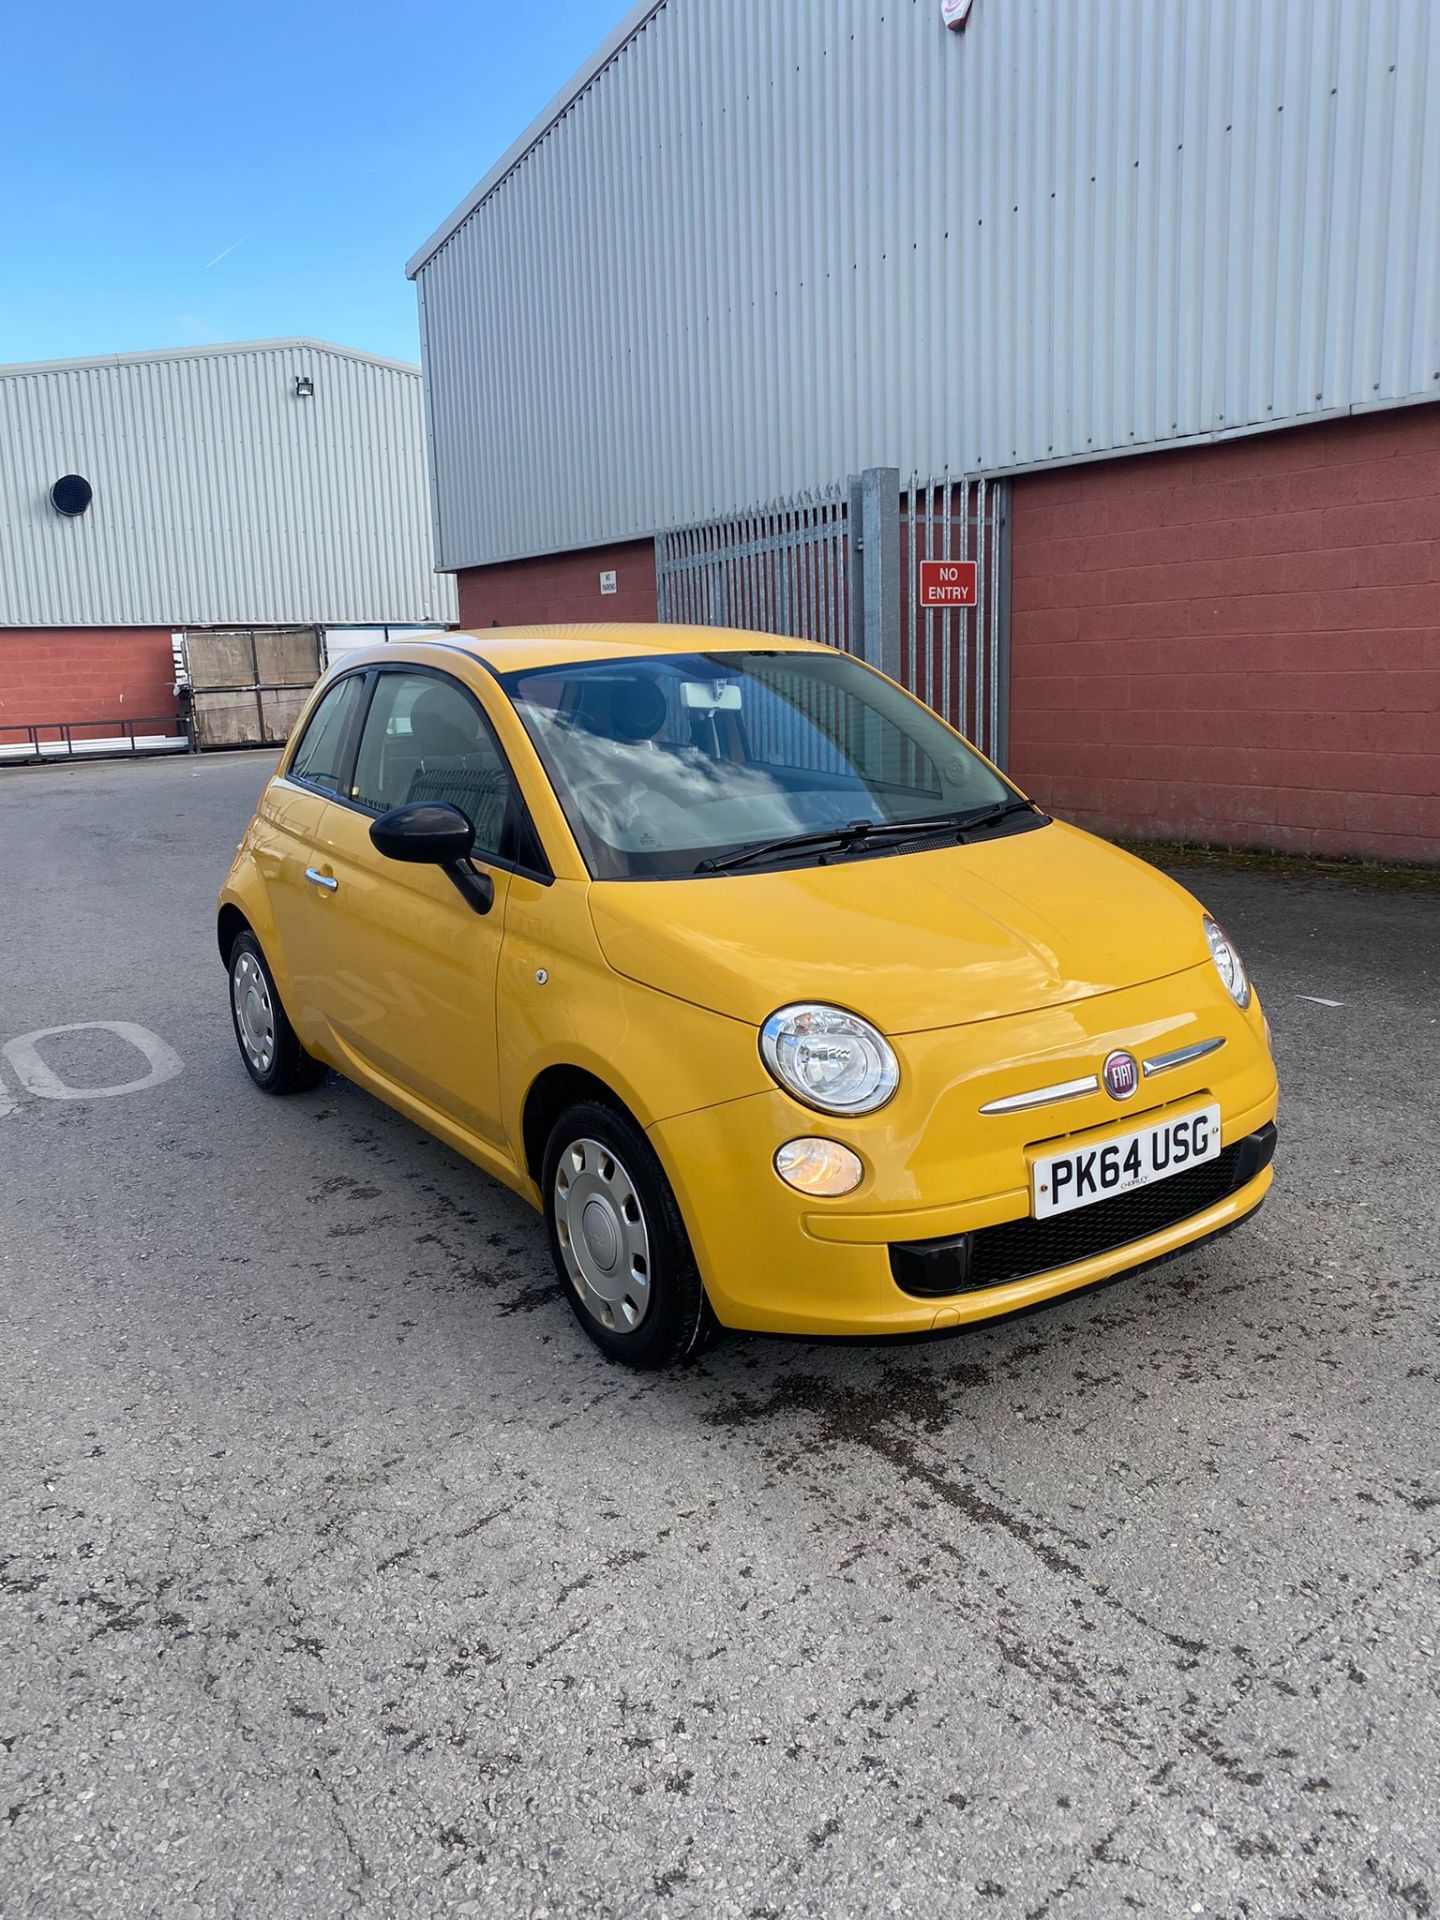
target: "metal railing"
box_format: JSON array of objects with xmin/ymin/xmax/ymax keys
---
[
  {"xmin": 655, "ymin": 484, "xmax": 851, "ymax": 651},
  {"xmin": 0, "ymin": 716, "xmax": 191, "ymax": 763},
  {"xmin": 654, "ymin": 468, "xmax": 1012, "ymax": 767},
  {"xmin": 902, "ymin": 473, "xmax": 1010, "ymax": 765}
]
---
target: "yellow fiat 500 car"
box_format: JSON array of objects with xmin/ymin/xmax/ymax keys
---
[{"xmin": 218, "ymin": 626, "xmax": 1278, "ymax": 1368}]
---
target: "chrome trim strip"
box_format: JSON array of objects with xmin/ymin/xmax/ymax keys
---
[
  {"xmin": 1142, "ymin": 1036, "xmax": 1226, "ymax": 1077},
  {"xmin": 979, "ymin": 1074, "xmax": 1099, "ymax": 1116}
]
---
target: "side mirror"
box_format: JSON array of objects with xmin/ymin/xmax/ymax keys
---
[
  {"xmin": 370, "ymin": 801, "xmax": 474, "ymax": 864},
  {"xmin": 369, "ymin": 802, "xmax": 494, "ymax": 914}
]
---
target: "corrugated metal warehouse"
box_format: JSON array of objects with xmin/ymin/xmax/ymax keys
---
[
  {"xmin": 0, "ymin": 339, "xmax": 456, "ymax": 755},
  {"xmin": 409, "ymin": 0, "xmax": 1440, "ymax": 862}
]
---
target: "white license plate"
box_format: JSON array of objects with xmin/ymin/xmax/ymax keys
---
[{"xmin": 1031, "ymin": 1103, "xmax": 1221, "ymax": 1220}]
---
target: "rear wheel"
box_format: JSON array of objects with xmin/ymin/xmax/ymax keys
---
[
  {"xmin": 227, "ymin": 929, "xmax": 326, "ymax": 1095},
  {"xmin": 542, "ymin": 1100, "xmax": 713, "ymax": 1368}
]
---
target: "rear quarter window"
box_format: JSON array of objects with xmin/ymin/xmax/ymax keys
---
[{"xmin": 288, "ymin": 676, "xmax": 364, "ymax": 793}]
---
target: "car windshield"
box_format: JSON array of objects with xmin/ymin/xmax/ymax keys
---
[{"xmin": 501, "ymin": 648, "xmax": 1036, "ymax": 879}]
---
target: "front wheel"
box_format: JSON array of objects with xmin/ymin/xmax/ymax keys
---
[
  {"xmin": 227, "ymin": 929, "xmax": 326, "ymax": 1095},
  {"xmin": 542, "ymin": 1100, "xmax": 713, "ymax": 1369}
]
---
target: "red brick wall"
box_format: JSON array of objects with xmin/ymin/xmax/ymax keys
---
[
  {"xmin": 0, "ymin": 629, "xmax": 179, "ymax": 743},
  {"xmin": 1009, "ymin": 405, "xmax": 1440, "ymax": 862},
  {"xmin": 456, "ymin": 539, "xmax": 657, "ymax": 630}
]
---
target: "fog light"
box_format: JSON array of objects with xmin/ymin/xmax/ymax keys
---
[{"xmin": 774, "ymin": 1137, "xmax": 864, "ymax": 1197}]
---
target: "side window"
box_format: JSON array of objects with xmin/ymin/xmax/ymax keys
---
[
  {"xmin": 350, "ymin": 672, "xmax": 514, "ymax": 861},
  {"xmin": 288, "ymin": 676, "xmax": 364, "ymax": 793}
]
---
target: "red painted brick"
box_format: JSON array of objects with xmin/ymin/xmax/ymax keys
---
[
  {"xmin": 1284, "ymin": 463, "xmax": 1371, "ymax": 511},
  {"xmin": 1383, "ymin": 671, "xmax": 1440, "ymax": 720},
  {"xmin": 1350, "ymin": 541, "xmax": 1439, "ymax": 589},
  {"xmin": 1324, "ymin": 583, "xmax": 1437, "ymax": 631},
  {"xmin": 1322, "ymin": 497, "xmax": 1440, "ymax": 548},
  {"xmin": 1347, "ymin": 792, "xmax": 1440, "ymax": 837},
  {"xmin": 1070, "ymin": 610, "xmax": 1129, "ymax": 649},
  {"xmin": 1272, "ymin": 548, "xmax": 1360, "ymax": 593},
  {"xmin": 1011, "ymin": 404, "xmax": 1440, "ymax": 859},
  {"xmin": 1104, "ymin": 488, "xmax": 1195, "ymax": 534},
  {"xmin": 456, "ymin": 539, "xmax": 657, "ymax": 630},
  {"xmin": 1008, "ymin": 707, "xmax": 1083, "ymax": 746},
  {"xmin": 0, "ymin": 629, "xmax": 178, "ymax": 737},
  {"xmin": 1328, "ymin": 450, "xmax": 1440, "ymax": 501},
  {"xmin": 1011, "ymin": 570, "xmax": 1110, "ymax": 613}
]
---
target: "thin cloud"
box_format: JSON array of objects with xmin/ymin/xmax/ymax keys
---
[{"xmin": 204, "ymin": 234, "xmax": 250, "ymax": 270}]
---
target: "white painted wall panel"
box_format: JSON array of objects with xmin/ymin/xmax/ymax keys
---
[
  {"xmin": 413, "ymin": 0, "xmax": 1440, "ymax": 573},
  {"xmin": 0, "ymin": 340, "xmax": 457, "ymax": 627}
]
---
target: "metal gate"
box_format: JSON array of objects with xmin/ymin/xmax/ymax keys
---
[
  {"xmin": 655, "ymin": 469, "xmax": 1010, "ymax": 766},
  {"xmin": 901, "ymin": 473, "xmax": 1010, "ymax": 766},
  {"xmin": 180, "ymin": 627, "xmax": 323, "ymax": 750}
]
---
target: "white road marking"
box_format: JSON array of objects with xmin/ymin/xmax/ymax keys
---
[
  {"xmin": 2, "ymin": 1022, "xmax": 184, "ymax": 1102},
  {"xmin": 1296, "ymin": 995, "xmax": 1344, "ymax": 1008}
]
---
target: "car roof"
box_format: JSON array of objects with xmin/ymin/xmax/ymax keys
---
[{"xmin": 411, "ymin": 624, "xmax": 825, "ymax": 676}]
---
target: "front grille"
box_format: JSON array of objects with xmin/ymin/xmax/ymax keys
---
[
  {"xmin": 890, "ymin": 1125, "xmax": 1275, "ymax": 1298},
  {"xmin": 970, "ymin": 1143, "xmax": 1244, "ymax": 1288}
]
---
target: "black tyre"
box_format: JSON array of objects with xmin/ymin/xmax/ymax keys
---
[
  {"xmin": 227, "ymin": 929, "xmax": 327, "ymax": 1095},
  {"xmin": 542, "ymin": 1099, "xmax": 714, "ymax": 1369}
]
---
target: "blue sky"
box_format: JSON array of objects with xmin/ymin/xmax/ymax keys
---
[{"xmin": 0, "ymin": 0, "xmax": 629, "ymax": 369}]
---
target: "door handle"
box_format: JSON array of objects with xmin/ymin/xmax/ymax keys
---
[{"xmin": 304, "ymin": 867, "xmax": 339, "ymax": 893}]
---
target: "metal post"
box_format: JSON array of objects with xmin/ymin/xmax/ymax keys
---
[
  {"xmin": 249, "ymin": 630, "xmax": 265, "ymax": 746},
  {"xmin": 850, "ymin": 467, "xmax": 900, "ymax": 680},
  {"xmin": 779, "ymin": 504, "xmax": 793, "ymax": 635},
  {"xmin": 992, "ymin": 483, "xmax": 1012, "ymax": 771},
  {"xmin": 846, "ymin": 477, "xmax": 863, "ymax": 657}
]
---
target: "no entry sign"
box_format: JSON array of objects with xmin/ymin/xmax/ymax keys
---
[{"xmin": 918, "ymin": 559, "xmax": 978, "ymax": 607}]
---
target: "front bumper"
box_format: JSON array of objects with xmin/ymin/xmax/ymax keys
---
[
  {"xmin": 889, "ymin": 1121, "xmax": 1276, "ymax": 1298},
  {"xmin": 647, "ymin": 968, "xmax": 1279, "ymax": 1337}
]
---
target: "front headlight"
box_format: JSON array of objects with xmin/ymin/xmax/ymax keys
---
[
  {"xmin": 1204, "ymin": 915, "xmax": 1251, "ymax": 1010},
  {"xmin": 759, "ymin": 1003, "xmax": 899, "ymax": 1115}
]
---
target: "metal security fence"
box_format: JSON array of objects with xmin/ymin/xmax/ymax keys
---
[
  {"xmin": 654, "ymin": 468, "xmax": 1011, "ymax": 767},
  {"xmin": 654, "ymin": 486, "xmax": 850, "ymax": 651},
  {"xmin": 901, "ymin": 473, "xmax": 1010, "ymax": 766}
]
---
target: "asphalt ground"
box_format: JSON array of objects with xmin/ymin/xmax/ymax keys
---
[{"xmin": 1, "ymin": 751, "xmax": 1437, "ymax": 1920}]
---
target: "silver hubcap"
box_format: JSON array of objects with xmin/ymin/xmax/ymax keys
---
[
  {"xmin": 553, "ymin": 1137, "xmax": 652, "ymax": 1335},
  {"xmin": 231, "ymin": 951, "xmax": 276, "ymax": 1075}
]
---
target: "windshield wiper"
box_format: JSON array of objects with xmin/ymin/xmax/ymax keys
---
[
  {"xmin": 848, "ymin": 800, "xmax": 1038, "ymax": 842},
  {"xmin": 946, "ymin": 797, "xmax": 1042, "ymax": 834},
  {"xmin": 695, "ymin": 800, "xmax": 1041, "ymax": 873},
  {"xmin": 696, "ymin": 821, "xmax": 873, "ymax": 873}
]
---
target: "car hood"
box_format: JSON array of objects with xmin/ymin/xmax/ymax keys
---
[{"xmin": 587, "ymin": 821, "xmax": 1210, "ymax": 1035}]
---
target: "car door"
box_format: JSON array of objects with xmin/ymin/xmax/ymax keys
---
[
  {"xmin": 249, "ymin": 671, "xmax": 368, "ymax": 1039},
  {"xmin": 300, "ymin": 665, "xmax": 529, "ymax": 1149}
]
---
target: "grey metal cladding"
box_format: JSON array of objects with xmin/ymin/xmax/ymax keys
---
[
  {"xmin": 0, "ymin": 339, "xmax": 458, "ymax": 627},
  {"xmin": 412, "ymin": 0, "xmax": 1440, "ymax": 572}
]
